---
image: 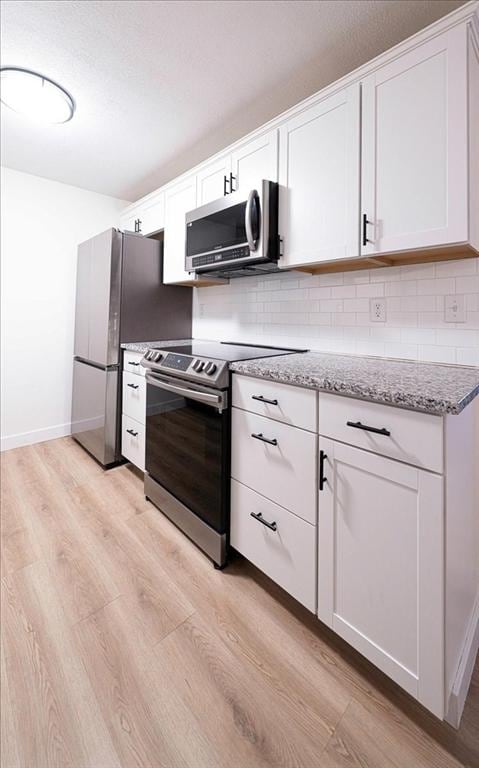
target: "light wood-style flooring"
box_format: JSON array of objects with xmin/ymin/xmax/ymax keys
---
[{"xmin": 1, "ymin": 437, "xmax": 478, "ymax": 768}]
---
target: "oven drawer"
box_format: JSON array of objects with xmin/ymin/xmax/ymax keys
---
[
  {"xmin": 231, "ymin": 408, "xmax": 317, "ymax": 524},
  {"xmin": 231, "ymin": 480, "xmax": 316, "ymax": 611},
  {"xmin": 123, "ymin": 350, "xmax": 145, "ymax": 376},
  {"xmin": 232, "ymin": 374, "xmax": 317, "ymax": 432},
  {"xmin": 318, "ymin": 393, "xmax": 443, "ymax": 473},
  {"xmin": 121, "ymin": 415, "xmax": 145, "ymax": 471},
  {"xmin": 122, "ymin": 371, "xmax": 146, "ymax": 423}
]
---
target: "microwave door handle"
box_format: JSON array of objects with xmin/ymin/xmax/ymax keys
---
[
  {"xmin": 245, "ymin": 189, "xmax": 258, "ymax": 252},
  {"xmin": 145, "ymin": 373, "xmax": 227, "ymax": 412}
]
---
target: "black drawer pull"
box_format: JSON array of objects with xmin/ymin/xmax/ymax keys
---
[
  {"xmin": 250, "ymin": 511, "xmax": 277, "ymax": 531},
  {"xmin": 319, "ymin": 449, "xmax": 327, "ymax": 491},
  {"xmin": 128, "ymin": 361, "xmax": 140, "ymax": 366},
  {"xmin": 346, "ymin": 420, "xmax": 391, "ymax": 437},
  {"xmin": 127, "ymin": 383, "xmax": 139, "ymax": 390},
  {"xmin": 251, "ymin": 432, "xmax": 278, "ymax": 446},
  {"xmin": 126, "ymin": 428, "xmax": 138, "ymax": 437},
  {"xmin": 251, "ymin": 394, "xmax": 278, "ymax": 406}
]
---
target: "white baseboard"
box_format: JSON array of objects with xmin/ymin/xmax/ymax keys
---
[
  {"xmin": 446, "ymin": 592, "xmax": 479, "ymax": 728},
  {"xmin": 0, "ymin": 422, "xmax": 72, "ymax": 452}
]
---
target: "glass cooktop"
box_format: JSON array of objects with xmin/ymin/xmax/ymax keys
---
[{"xmin": 154, "ymin": 341, "xmax": 306, "ymax": 362}]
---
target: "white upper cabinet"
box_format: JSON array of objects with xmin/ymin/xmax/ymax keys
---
[
  {"xmin": 230, "ymin": 130, "xmax": 278, "ymax": 194},
  {"xmin": 140, "ymin": 192, "xmax": 165, "ymax": 235},
  {"xmin": 163, "ymin": 175, "xmax": 197, "ymax": 285},
  {"xmin": 361, "ymin": 26, "xmax": 468, "ymax": 256},
  {"xmin": 196, "ymin": 154, "xmax": 232, "ymax": 206},
  {"xmin": 120, "ymin": 204, "xmax": 143, "ymax": 234},
  {"xmin": 119, "ymin": 7, "xmax": 478, "ymax": 277},
  {"xmin": 279, "ymin": 84, "xmax": 360, "ymax": 268}
]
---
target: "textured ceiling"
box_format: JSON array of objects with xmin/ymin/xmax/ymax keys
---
[{"xmin": 0, "ymin": 0, "xmax": 466, "ymax": 201}]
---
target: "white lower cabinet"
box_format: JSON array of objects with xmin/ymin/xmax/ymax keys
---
[
  {"xmin": 231, "ymin": 373, "xmax": 478, "ymax": 723},
  {"xmin": 121, "ymin": 415, "xmax": 145, "ymax": 472},
  {"xmin": 231, "ymin": 480, "xmax": 316, "ymax": 611},
  {"xmin": 122, "ymin": 371, "xmax": 146, "ymax": 424},
  {"xmin": 121, "ymin": 351, "xmax": 146, "ymax": 471},
  {"xmin": 231, "ymin": 407, "xmax": 317, "ymax": 524},
  {"xmin": 317, "ymin": 437, "xmax": 444, "ymax": 717}
]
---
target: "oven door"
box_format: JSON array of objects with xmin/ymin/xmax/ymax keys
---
[{"xmin": 145, "ymin": 372, "xmax": 230, "ymax": 534}]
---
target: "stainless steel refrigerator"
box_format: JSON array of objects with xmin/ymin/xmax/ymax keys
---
[{"xmin": 71, "ymin": 228, "xmax": 192, "ymax": 466}]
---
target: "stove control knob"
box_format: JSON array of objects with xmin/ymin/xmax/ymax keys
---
[
  {"xmin": 205, "ymin": 362, "xmax": 217, "ymax": 376},
  {"xmin": 152, "ymin": 351, "xmax": 162, "ymax": 362},
  {"xmin": 193, "ymin": 359, "xmax": 205, "ymax": 372},
  {"xmin": 145, "ymin": 351, "xmax": 153, "ymax": 360}
]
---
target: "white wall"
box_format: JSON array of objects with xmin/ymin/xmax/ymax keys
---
[
  {"xmin": 193, "ymin": 257, "xmax": 479, "ymax": 366},
  {"xmin": 1, "ymin": 167, "xmax": 129, "ymax": 451}
]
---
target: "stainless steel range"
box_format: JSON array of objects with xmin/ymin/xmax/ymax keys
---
[{"xmin": 141, "ymin": 341, "xmax": 304, "ymax": 567}]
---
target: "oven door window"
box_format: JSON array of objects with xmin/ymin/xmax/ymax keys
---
[
  {"xmin": 186, "ymin": 201, "xmax": 247, "ymax": 257},
  {"xmin": 145, "ymin": 382, "xmax": 229, "ymax": 533}
]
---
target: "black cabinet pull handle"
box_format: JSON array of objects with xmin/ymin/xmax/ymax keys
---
[
  {"xmin": 347, "ymin": 420, "xmax": 391, "ymax": 437},
  {"xmin": 319, "ymin": 449, "xmax": 328, "ymax": 491},
  {"xmin": 250, "ymin": 511, "xmax": 277, "ymax": 531},
  {"xmin": 127, "ymin": 383, "xmax": 139, "ymax": 389},
  {"xmin": 223, "ymin": 175, "xmax": 229, "ymax": 196},
  {"xmin": 134, "ymin": 218, "xmax": 142, "ymax": 233},
  {"xmin": 251, "ymin": 432, "xmax": 278, "ymax": 446},
  {"xmin": 362, "ymin": 213, "xmax": 371, "ymax": 246},
  {"xmin": 126, "ymin": 428, "xmax": 138, "ymax": 437},
  {"xmin": 229, "ymin": 172, "xmax": 236, "ymax": 193},
  {"xmin": 128, "ymin": 361, "xmax": 140, "ymax": 366},
  {"xmin": 251, "ymin": 395, "xmax": 278, "ymax": 406}
]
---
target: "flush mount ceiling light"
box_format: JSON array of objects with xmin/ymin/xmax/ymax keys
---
[{"xmin": 0, "ymin": 66, "xmax": 75, "ymax": 123}]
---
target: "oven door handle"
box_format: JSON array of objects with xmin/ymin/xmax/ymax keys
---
[
  {"xmin": 245, "ymin": 189, "xmax": 259, "ymax": 252},
  {"xmin": 145, "ymin": 373, "xmax": 227, "ymax": 413}
]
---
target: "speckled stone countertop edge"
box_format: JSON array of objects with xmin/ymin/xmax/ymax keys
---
[
  {"xmin": 229, "ymin": 355, "xmax": 479, "ymax": 416},
  {"xmin": 121, "ymin": 339, "xmax": 193, "ymax": 353}
]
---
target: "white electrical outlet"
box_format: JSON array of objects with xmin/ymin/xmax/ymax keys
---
[
  {"xmin": 370, "ymin": 298, "xmax": 386, "ymax": 322},
  {"xmin": 444, "ymin": 295, "xmax": 466, "ymax": 323}
]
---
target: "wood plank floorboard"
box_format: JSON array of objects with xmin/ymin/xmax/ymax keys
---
[{"xmin": 1, "ymin": 436, "xmax": 478, "ymax": 768}]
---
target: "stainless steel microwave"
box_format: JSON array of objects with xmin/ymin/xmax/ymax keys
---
[{"xmin": 185, "ymin": 180, "xmax": 279, "ymax": 277}]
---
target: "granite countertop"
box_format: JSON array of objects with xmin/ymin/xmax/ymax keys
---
[
  {"xmin": 230, "ymin": 352, "xmax": 479, "ymax": 415},
  {"xmin": 121, "ymin": 339, "xmax": 193, "ymax": 353}
]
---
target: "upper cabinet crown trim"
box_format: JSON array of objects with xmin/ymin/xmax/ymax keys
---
[{"xmin": 123, "ymin": 1, "xmax": 478, "ymax": 213}]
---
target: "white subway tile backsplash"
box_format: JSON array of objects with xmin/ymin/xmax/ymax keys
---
[
  {"xmin": 435, "ymin": 259, "xmax": 477, "ymax": 277},
  {"xmin": 308, "ymin": 286, "xmax": 332, "ymax": 299},
  {"xmin": 456, "ymin": 276, "xmax": 479, "ymax": 294},
  {"xmin": 193, "ymin": 257, "xmax": 479, "ymax": 366},
  {"xmin": 417, "ymin": 278, "xmax": 456, "ymax": 295},
  {"xmin": 419, "ymin": 345, "xmax": 457, "ymax": 364},
  {"xmin": 320, "ymin": 299, "xmax": 343, "ymax": 313},
  {"xmin": 331, "ymin": 285, "xmax": 356, "ymax": 299},
  {"xmin": 385, "ymin": 280, "xmax": 418, "ymax": 297},
  {"xmin": 343, "ymin": 298, "xmax": 370, "ymax": 312},
  {"xmin": 356, "ymin": 283, "xmax": 385, "ymax": 297}
]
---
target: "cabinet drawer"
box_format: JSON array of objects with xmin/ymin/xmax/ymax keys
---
[
  {"xmin": 122, "ymin": 372, "xmax": 146, "ymax": 423},
  {"xmin": 121, "ymin": 415, "xmax": 145, "ymax": 471},
  {"xmin": 318, "ymin": 393, "xmax": 443, "ymax": 473},
  {"xmin": 231, "ymin": 480, "xmax": 316, "ymax": 612},
  {"xmin": 231, "ymin": 408, "xmax": 317, "ymax": 524},
  {"xmin": 123, "ymin": 350, "xmax": 145, "ymax": 376},
  {"xmin": 232, "ymin": 374, "xmax": 317, "ymax": 432}
]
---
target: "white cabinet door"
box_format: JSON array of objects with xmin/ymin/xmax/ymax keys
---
[
  {"xmin": 120, "ymin": 206, "xmax": 143, "ymax": 233},
  {"xmin": 279, "ymin": 84, "xmax": 360, "ymax": 268},
  {"xmin": 231, "ymin": 130, "xmax": 278, "ymax": 194},
  {"xmin": 318, "ymin": 438, "xmax": 444, "ymax": 717},
  {"xmin": 196, "ymin": 155, "xmax": 231, "ymax": 206},
  {"xmin": 141, "ymin": 192, "xmax": 165, "ymax": 235},
  {"xmin": 361, "ymin": 26, "xmax": 468, "ymax": 256},
  {"xmin": 163, "ymin": 176, "xmax": 197, "ymax": 284}
]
